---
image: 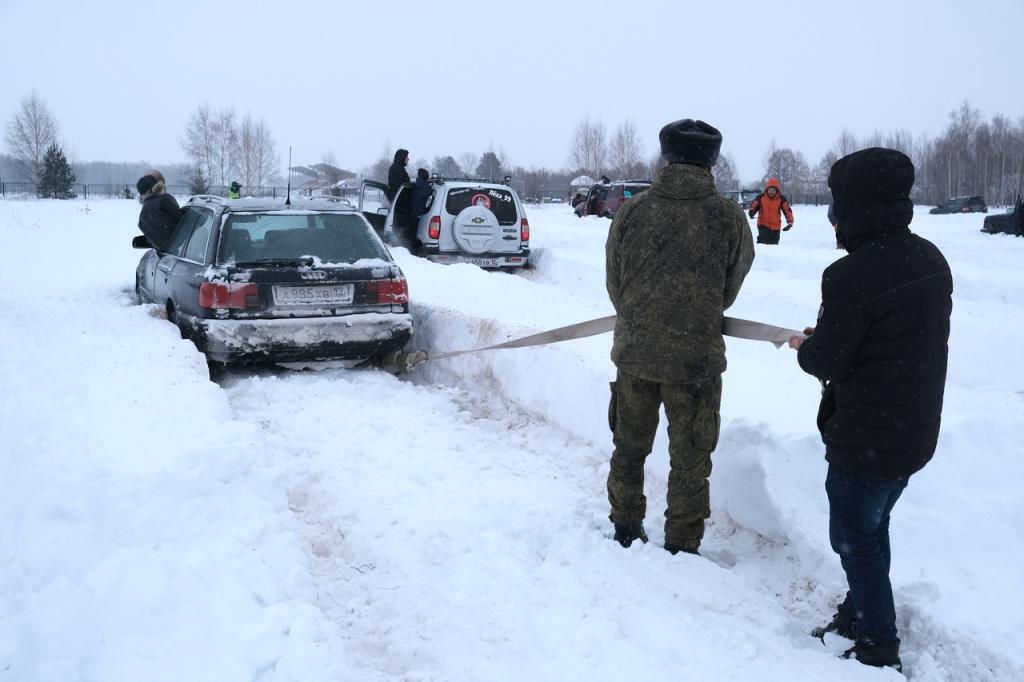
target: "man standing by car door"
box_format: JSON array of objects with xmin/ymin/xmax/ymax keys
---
[
  {"xmin": 605, "ymin": 119, "xmax": 754, "ymax": 555},
  {"xmin": 386, "ymin": 149, "xmax": 411, "ymax": 201},
  {"xmin": 748, "ymin": 177, "xmax": 794, "ymax": 244},
  {"xmin": 788, "ymin": 148, "xmax": 952, "ymax": 672}
]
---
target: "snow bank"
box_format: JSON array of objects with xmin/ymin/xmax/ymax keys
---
[{"xmin": 0, "ymin": 201, "xmax": 342, "ymax": 680}]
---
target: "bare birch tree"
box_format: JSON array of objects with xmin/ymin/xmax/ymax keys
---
[
  {"xmin": 211, "ymin": 107, "xmax": 239, "ymax": 187},
  {"xmin": 458, "ymin": 152, "xmax": 478, "ymax": 178},
  {"xmin": 181, "ymin": 102, "xmax": 216, "ymax": 187},
  {"xmin": 608, "ymin": 119, "xmax": 644, "ymax": 179},
  {"xmin": 568, "ymin": 116, "xmax": 608, "ymax": 180},
  {"xmin": 4, "ymin": 91, "xmax": 59, "ymax": 182},
  {"xmin": 236, "ymin": 114, "xmax": 279, "ymax": 188}
]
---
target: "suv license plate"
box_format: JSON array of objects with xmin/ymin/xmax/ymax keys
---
[
  {"xmin": 273, "ymin": 284, "xmax": 354, "ymax": 306},
  {"xmin": 466, "ymin": 258, "xmax": 499, "ymax": 267}
]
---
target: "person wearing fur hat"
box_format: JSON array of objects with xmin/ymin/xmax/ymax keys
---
[
  {"xmin": 748, "ymin": 177, "xmax": 794, "ymax": 245},
  {"xmin": 788, "ymin": 148, "xmax": 952, "ymax": 672},
  {"xmin": 136, "ymin": 170, "xmax": 182, "ymax": 251},
  {"xmin": 605, "ymin": 118, "xmax": 754, "ymax": 556}
]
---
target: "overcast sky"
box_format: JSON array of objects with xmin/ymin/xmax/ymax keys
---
[{"xmin": 2, "ymin": 0, "xmax": 1021, "ymax": 183}]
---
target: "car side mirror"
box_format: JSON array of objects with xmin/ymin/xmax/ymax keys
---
[
  {"xmin": 376, "ymin": 207, "xmax": 390, "ymax": 216},
  {"xmin": 132, "ymin": 235, "xmax": 151, "ymax": 249}
]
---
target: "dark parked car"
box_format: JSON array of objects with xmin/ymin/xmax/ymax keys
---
[
  {"xmin": 721, "ymin": 189, "xmax": 761, "ymax": 210},
  {"xmin": 982, "ymin": 195, "xmax": 1023, "ymax": 236},
  {"xmin": 134, "ymin": 196, "xmax": 412, "ymax": 368},
  {"xmin": 574, "ymin": 180, "xmax": 652, "ymax": 218},
  {"xmin": 929, "ymin": 195, "xmax": 988, "ymax": 214}
]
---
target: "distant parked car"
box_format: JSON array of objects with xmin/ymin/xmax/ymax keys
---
[
  {"xmin": 721, "ymin": 188, "xmax": 761, "ymax": 210},
  {"xmin": 982, "ymin": 195, "xmax": 1023, "ymax": 236},
  {"xmin": 134, "ymin": 195, "xmax": 412, "ymax": 369},
  {"xmin": 574, "ymin": 180, "xmax": 652, "ymax": 219},
  {"xmin": 929, "ymin": 195, "xmax": 988, "ymax": 214},
  {"xmin": 359, "ymin": 176, "xmax": 530, "ymax": 270}
]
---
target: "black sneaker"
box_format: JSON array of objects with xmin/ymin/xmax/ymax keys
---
[
  {"xmin": 843, "ymin": 639, "xmax": 902, "ymax": 673},
  {"xmin": 613, "ymin": 522, "xmax": 648, "ymax": 548},
  {"xmin": 812, "ymin": 609, "xmax": 857, "ymax": 640},
  {"xmin": 664, "ymin": 543, "xmax": 699, "ymax": 556}
]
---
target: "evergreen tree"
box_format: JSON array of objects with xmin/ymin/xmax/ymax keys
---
[
  {"xmin": 38, "ymin": 143, "xmax": 75, "ymax": 199},
  {"xmin": 475, "ymin": 152, "xmax": 504, "ymax": 181},
  {"xmin": 188, "ymin": 165, "xmax": 209, "ymax": 194}
]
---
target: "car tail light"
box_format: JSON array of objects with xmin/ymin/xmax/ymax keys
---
[
  {"xmin": 428, "ymin": 215, "xmax": 441, "ymax": 240},
  {"xmin": 367, "ymin": 277, "xmax": 409, "ymax": 308},
  {"xmin": 520, "ymin": 218, "xmax": 530, "ymax": 242},
  {"xmin": 199, "ymin": 282, "xmax": 260, "ymax": 309}
]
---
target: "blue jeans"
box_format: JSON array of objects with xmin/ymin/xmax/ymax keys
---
[{"xmin": 825, "ymin": 463, "xmax": 908, "ymax": 645}]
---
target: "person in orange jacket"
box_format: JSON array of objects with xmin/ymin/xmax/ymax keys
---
[{"xmin": 748, "ymin": 177, "xmax": 794, "ymax": 245}]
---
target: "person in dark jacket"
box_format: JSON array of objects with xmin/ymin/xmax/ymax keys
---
[
  {"xmin": 229, "ymin": 181, "xmax": 241, "ymax": 199},
  {"xmin": 788, "ymin": 148, "xmax": 952, "ymax": 673},
  {"xmin": 136, "ymin": 170, "xmax": 182, "ymax": 251},
  {"xmin": 748, "ymin": 178, "xmax": 794, "ymax": 244},
  {"xmin": 605, "ymin": 119, "xmax": 754, "ymax": 555},
  {"xmin": 386, "ymin": 149, "xmax": 411, "ymax": 201},
  {"xmin": 395, "ymin": 168, "xmax": 432, "ymax": 250}
]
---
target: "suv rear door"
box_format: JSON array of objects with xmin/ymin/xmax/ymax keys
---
[{"xmin": 443, "ymin": 186, "xmax": 522, "ymax": 255}]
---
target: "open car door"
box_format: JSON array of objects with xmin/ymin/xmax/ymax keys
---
[{"xmin": 359, "ymin": 180, "xmax": 391, "ymax": 235}]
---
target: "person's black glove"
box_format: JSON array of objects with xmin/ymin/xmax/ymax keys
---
[
  {"xmin": 747, "ymin": 210, "xmax": 756, "ymax": 219},
  {"xmin": 783, "ymin": 223, "xmax": 793, "ymax": 231}
]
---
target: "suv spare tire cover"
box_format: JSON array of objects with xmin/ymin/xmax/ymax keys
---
[{"xmin": 452, "ymin": 205, "xmax": 500, "ymax": 255}]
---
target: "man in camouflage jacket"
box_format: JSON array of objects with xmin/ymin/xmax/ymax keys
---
[{"xmin": 605, "ymin": 119, "xmax": 754, "ymax": 554}]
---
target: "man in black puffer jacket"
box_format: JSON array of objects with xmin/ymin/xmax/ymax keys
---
[
  {"xmin": 136, "ymin": 170, "xmax": 182, "ymax": 251},
  {"xmin": 788, "ymin": 148, "xmax": 952, "ymax": 673}
]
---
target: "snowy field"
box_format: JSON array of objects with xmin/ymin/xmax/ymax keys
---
[{"xmin": 1, "ymin": 197, "xmax": 1022, "ymax": 681}]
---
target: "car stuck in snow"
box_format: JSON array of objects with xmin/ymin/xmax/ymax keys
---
[
  {"xmin": 359, "ymin": 176, "xmax": 531, "ymax": 270},
  {"xmin": 133, "ymin": 195, "xmax": 412, "ymax": 368}
]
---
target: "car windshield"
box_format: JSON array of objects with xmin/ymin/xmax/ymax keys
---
[
  {"xmin": 623, "ymin": 185, "xmax": 649, "ymax": 198},
  {"xmin": 445, "ymin": 187, "xmax": 518, "ymax": 225},
  {"xmin": 218, "ymin": 212, "xmax": 389, "ymax": 265}
]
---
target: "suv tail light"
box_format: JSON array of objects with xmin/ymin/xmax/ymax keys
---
[
  {"xmin": 428, "ymin": 215, "xmax": 441, "ymax": 240},
  {"xmin": 367, "ymin": 277, "xmax": 409, "ymax": 309},
  {"xmin": 520, "ymin": 218, "xmax": 530, "ymax": 242},
  {"xmin": 199, "ymin": 282, "xmax": 260, "ymax": 309}
]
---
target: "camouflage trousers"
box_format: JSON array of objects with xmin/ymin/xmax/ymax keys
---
[{"xmin": 607, "ymin": 369, "xmax": 723, "ymax": 549}]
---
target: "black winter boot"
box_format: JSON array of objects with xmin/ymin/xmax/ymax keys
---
[
  {"xmin": 842, "ymin": 639, "xmax": 902, "ymax": 673},
  {"xmin": 664, "ymin": 543, "xmax": 699, "ymax": 556},
  {"xmin": 613, "ymin": 522, "xmax": 648, "ymax": 548},
  {"xmin": 811, "ymin": 609, "xmax": 857, "ymax": 640}
]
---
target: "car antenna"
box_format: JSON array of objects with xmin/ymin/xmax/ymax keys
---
[{"xmin": 286, "ymin": 146, "xmax": 293, "ymax": 206}]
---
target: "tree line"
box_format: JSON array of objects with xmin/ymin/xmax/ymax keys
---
[
  {"xmin": 6, "ymin": 92, "xmax": 1022, "ymax": 206},
  {"xmin": 566, "ymin": 105, "xmax": 1024, "ymax": 206}
]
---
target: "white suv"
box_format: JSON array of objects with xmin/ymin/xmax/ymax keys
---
[{"xmin": 359, "ymin": 177, "xmax": 530, "ymax": 269}]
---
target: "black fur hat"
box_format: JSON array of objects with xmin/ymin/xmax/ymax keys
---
[
  {"xmin": 659, "ymin": 119, "xmax": 722, "ymax": 167},
  {"xmin": 136, "ymin": 174, "xmax": 158, "ymax": 196}
]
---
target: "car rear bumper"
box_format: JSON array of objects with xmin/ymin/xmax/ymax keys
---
[
  {"xmin": 419, "ymin": 246, "xmax": 530, "ymax": 268},
  {"xmin": 183, "ymin": 312, "xmax": 413, "ymax": 363}
]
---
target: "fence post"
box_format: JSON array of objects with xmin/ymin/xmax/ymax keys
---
[{"xmin": 83, "ymin": 184, "xmax": 88, "ymax": 200}]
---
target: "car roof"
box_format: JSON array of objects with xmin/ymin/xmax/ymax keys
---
[{"xmin": 186, "ymin": 195, "xmax": 357, "ymax": 213}]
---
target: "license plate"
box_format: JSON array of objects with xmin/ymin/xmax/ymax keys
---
[
  {"xmin": 466, "ymin": 258, "xmax": 500, "ymax": 267},
  {"xmin": 273, "ymin": 284, "xmax": 353, "ymax": 306}
]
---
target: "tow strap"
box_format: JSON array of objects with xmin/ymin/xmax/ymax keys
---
[{"xmin": 396, "ymin": 315, "xmax": 801, "ymax": 371}]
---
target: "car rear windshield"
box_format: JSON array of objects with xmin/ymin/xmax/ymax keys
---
[
  {"xmin": 218, "ymin": 212, "xmax": 389, "ymax": 265},
  {"xmin": 622, "ymin": 184, "xmax": 649, "ymax": 198},
  {"xmin": 445, "ymin": 187, "xmax": 518, "ymax": 225}
]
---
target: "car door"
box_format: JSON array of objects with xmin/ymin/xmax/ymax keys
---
[
  {"xmin": 153, "ymin": 208, "xmax": 201, "ymax": 306},
  {"xmin": 359, "ymin": 180, "xmax": 391, "ymax": 235},
  {"xmin": 170, "ymin": 208, "xmax": 216, "ymax": 319}
]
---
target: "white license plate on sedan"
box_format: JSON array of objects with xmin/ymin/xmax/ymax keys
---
[
  {"xmin": 466, "ymin": 257, "xmax": 500, "ymax": 267},
  {"xmin": 273, "ymin": 284, "xmax": 354, "ymax": 306}
]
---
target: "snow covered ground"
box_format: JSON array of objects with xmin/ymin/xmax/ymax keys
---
[{"xmin": 1, "ymin": 198, "xmax": 1022, "ymax": 681}]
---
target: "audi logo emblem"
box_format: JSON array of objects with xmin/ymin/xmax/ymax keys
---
[{"xmin": 300, "ymin": 270, "xmax": 327, "ymax": 280}]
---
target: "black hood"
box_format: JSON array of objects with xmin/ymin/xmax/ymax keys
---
[
  {"xmin": 393, "ymin": 149, "xmax": 409, "ymax": 164},
  {"xmin": 829, "ymin": 147, "xmax": 914, "ymax": 252}
]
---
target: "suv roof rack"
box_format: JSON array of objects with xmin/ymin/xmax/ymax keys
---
[{"xmin": 430, "ymin": 174, "xmax": 513, "ymax": 186}]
